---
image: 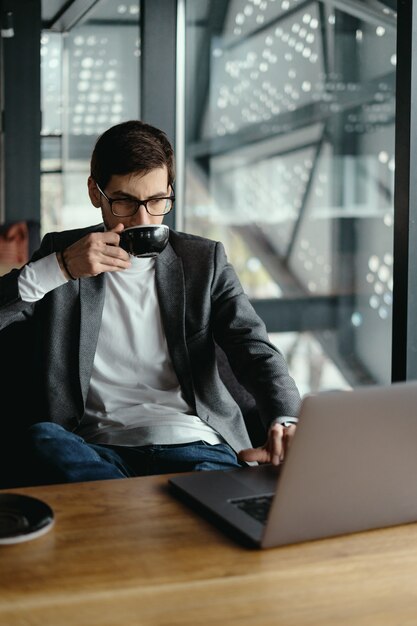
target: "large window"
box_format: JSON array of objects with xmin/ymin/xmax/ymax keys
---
[
  {"xmin": 184, "ymin": 0, "xmax": 397, "ymax": 394},
  {"xmin": 41, "ymin": 0, "xmax": 141, "ymax": 234}
]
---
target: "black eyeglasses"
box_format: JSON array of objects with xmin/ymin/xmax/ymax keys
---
[{"xmin": 95, "ymin": 182, "xmax": 175, "ymax": 217}]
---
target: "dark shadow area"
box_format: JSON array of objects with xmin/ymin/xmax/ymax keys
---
[{"xmin": 215, "ymin": 344, "xmax": 266, "ymax": 448}]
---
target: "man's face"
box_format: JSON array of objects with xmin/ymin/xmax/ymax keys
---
[
  {"xmin": 88, "ymin": 166, "xmax": 171, "ymax": 230},
  {"xmin": 0, "ymin": 221, "xmax": 29, "ymax": 276}
]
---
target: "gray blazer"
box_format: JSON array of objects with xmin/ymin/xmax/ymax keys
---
[{"xmin": 0, "ymin": 224, "xmax": 301, "ymax": 453}]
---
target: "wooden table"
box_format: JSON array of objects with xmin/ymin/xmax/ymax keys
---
[{"xmin": 1, "ymin": 475, "xmax": 417, "ymax": 625}]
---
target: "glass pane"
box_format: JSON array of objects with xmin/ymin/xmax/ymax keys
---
[
  {"xmin": 184, "ymin": 0, "xmax": 397, "ymax": 389},
  {"xmin": 41, "ymin": 32, "xmax": 62, "ymax": 137},
  {"xmin": 40, "ymin": 0, "xmax": 141, "ymax": 234},
  {"xmin": 269, "ymin": 331, "xmax": 352, "ymax": 396},
  {"xmin": 41, "ymin": 33, "xmax": 63, "ymax": 235}
]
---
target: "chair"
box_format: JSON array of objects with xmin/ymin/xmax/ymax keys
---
[{"xmin": 0, "ymin": 320, "xmax": 40, "ymax": 488}]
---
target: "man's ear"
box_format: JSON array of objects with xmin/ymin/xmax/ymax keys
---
[{"xmin": 87, "ymin": 176, "xmax": 101, "ymax": 208}]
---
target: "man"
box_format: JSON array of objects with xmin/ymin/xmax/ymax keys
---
[
  {"xmin": 0, "ymin": 221, "xmax": 29, "ymax": 276},
  {"xmin": 0, "ymin": 120, "xmax": 301, "ymax": 485}
]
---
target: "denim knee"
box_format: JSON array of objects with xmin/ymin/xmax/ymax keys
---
[{"xmin": 27, "ymin": 422, "xmax": 70, "ymax": 441}]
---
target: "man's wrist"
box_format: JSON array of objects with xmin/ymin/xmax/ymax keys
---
[{"xmin": 58, "ymin": 250, "xmax": 76, "ymax": 281}]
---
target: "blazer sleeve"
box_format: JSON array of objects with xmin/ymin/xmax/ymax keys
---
[
  {"xmin": 210, "ymin": 241, "xmax": 301, "ymax": 427},
  {"xmin": 0, "ymin": 230, "xmax": 58, "ymax": 330}
]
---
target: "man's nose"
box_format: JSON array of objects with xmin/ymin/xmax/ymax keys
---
[{"xmin": 131, "ymin": 203, "xmax": 151, "ymax": 226}]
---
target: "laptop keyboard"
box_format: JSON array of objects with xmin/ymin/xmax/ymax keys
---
[{"xmin": 230, "ymin": 494, "xmax": 274, "ymax": 524}]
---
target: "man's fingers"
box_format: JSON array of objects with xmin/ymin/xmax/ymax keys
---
[
  {"xmin": 109, "ymin": 222, "xmax": 125, "ymax": 234},
  {"xmin": 101, "ymin": 243, "xmax": 129, "ymax": 261},
  {"xmin": 102, "ymin": 230, "xmax": 123, "ymax": 248},
  {"xmin": 238, "ymin": 447, "xmax": 270, "ymax": 464},
  {"xmin": 65, "ymin": 230, "xmax": 131, "ymax": 277},
  {"xmin": 284, "ymin": 424, "xmax": 296, "ymax": 440},
  {"xmin": 238, "ymin": 425, "xmax": 298, "ymax": 468},
  {"xmin": 267, "ymin": 423, "xmax": 285, "ymax": 463},
  {"xmin": 283, "ymin": 425, "xmax": 296, "ymax": 452}
]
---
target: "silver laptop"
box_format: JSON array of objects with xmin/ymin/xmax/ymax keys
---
[{"xmin": 169, "ymin": 380, "xmax": 417, "ymax": 548}]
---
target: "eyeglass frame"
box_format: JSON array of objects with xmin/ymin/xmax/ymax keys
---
[{"xmin": 95, "ymin": 181, "xmax": 175, "ymax": 217}]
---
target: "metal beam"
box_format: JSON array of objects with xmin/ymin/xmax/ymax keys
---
[
  {"xmin": 285, "ymin": 130, "xmax": 326, "ymax": 262},
  {"xmin": 140, "ymin": 0, "xmax": 177, "ymax": 230},
  {"xmin": 43, "ymin": 0, "xmax": 100, "ymax": 31},
  {"xmin": 189, "ymin": 0, "xmax": 230, "ymax": 144},
  {"xmin": 251, "ymin": 294, "xmax": 344, "ymax": 332},
  {"xmin": 252, "ymin": 296, "xmax": 376, "ymax": 387},
  {"xmin": 223, "ymin": 0, "xmax": 315, "ymax": 53},
  {"xmin": 209, "ymin": 123, "xmax": 323, "ymax": 175},
  {"xmin": 392, "ymin": 0, "xmax": 417, "ymax": 381},
  {"xmin": 320, "ymin": 0, "xmax": 396, "ymax": 30},
  {"xmin": 222, "ymin": 0, "xmax": 395, "ymax": 54},
  {"xmin": 232, "ymin": 224, "xmax": 306, "ymax": 297},
  {"xmin": 313, "ymin": 329, "xmax": 377, "ymax": 386},
  {"xmin": 187, "ymin": 70, "xmax": 395, "ymax": 160},
  {"xmin": 1, "ymin": 0, "xmax": 41, "ymax": 223}
]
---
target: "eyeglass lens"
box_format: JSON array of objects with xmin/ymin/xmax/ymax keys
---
[{"xmin": 111, "ymin": 197, "xmax": 173, "ymax": 217}]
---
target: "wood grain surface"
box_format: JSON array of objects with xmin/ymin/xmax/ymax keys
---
[{"xmin": 1, "ymin": 475, "xmax": 417, "ymax": 625}]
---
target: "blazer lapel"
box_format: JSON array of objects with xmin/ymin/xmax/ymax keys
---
[
  {"xmin": 79, "ymin": 273, "xmax": 106, "ymax": 405},
  {"xmin": 155, "ymin": 243, "xmax": 195, "ymax": 409}
]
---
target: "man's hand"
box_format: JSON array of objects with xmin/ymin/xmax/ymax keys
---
[
  {"xmin": 58, "ymin": 223, "xmax": 131, "ymax": 280},
  {"xmin": 238, "ymin": 422, "xmax": 296, "ymax": 466}
]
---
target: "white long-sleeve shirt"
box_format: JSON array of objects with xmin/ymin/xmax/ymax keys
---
[{"xmin": 18, "ymin": 254, "xmax": 224, "ymax": 447}]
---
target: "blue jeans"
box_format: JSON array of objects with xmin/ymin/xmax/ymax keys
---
[{"xmin": 26, "ymin": 422, "xmax": 243, "ymax": 484}]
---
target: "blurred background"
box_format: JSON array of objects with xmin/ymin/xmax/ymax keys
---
[{"xmin": 0, "ymin": 0, "xmax": 409, "ymax": 397}]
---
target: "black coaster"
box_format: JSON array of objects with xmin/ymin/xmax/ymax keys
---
[{"xmin": 0, "ymin": 493, "xmax": 54, "ymax": 544}]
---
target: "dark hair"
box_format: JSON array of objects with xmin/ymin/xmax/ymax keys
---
[{"xmin": 90, "ymin": 120, "xmax": 175, "ymax": 188}]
